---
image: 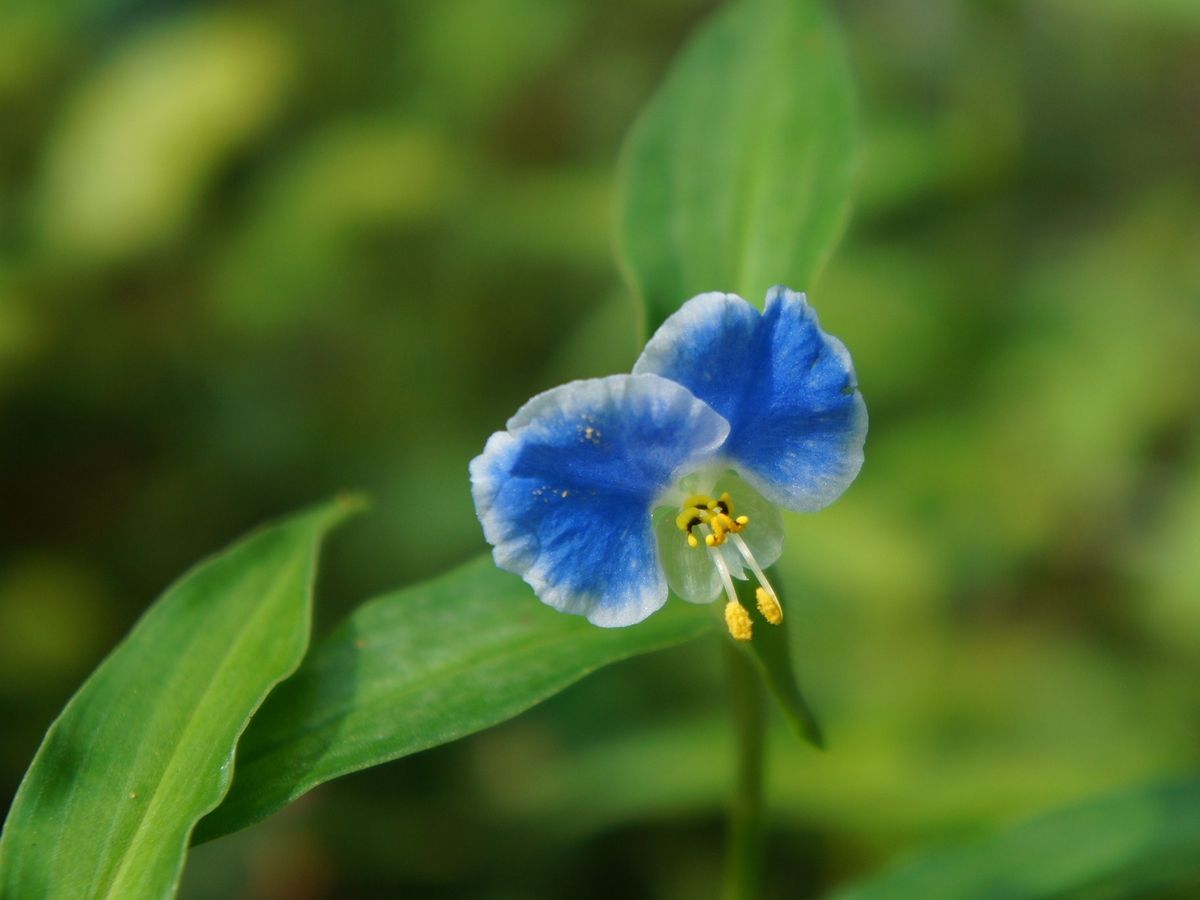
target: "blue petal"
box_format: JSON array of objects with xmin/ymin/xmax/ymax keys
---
[
  {"xmin": 633, "ymin": 287, "xmax": 866, "ymax": 511},
  {"xmin": 470, "ymin": 374, "xmax": 730, "ymax": 626}
]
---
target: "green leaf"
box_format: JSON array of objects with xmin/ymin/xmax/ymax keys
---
[
  {"xmin": 616, "ymin": 0, "xmax": 855, "ymax": 333},
  {"xmin": 734, "ymin": 577, "xmax": 824, "ymax": 748},
  {"xmin": 195, "ymin": 556, "xmax": 714, "ymax": 842},
  {"xmin": 829, "ymin": 779, "xmax": 1200, "ymax": 900},
  {"xmin": 0, "ymin": 498, "xmax": 359, "ymax": 900}
]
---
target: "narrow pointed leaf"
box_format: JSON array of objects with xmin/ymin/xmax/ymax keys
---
[
  {"xmin": 195, "ymin": 556, "xmax": 714, "ymax": 842},
  {"xmin": 734, "ymin": 578, "xmax": 824, "ymax": 748},
  {"xmin": 617, "ymin": 0, "xmax": 855, "ymax": 333},
  {"xmin": 740, "ymin": 620, "xmax": 824, "ymax": 749},
  {"xmin": 0, "ymin": 498, "xmax": 360, "ymax": 900}
]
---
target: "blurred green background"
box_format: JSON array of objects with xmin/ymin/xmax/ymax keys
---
[{"xmin": 2, "ymin": 0, "xmax": 1198, "ymax": 897}]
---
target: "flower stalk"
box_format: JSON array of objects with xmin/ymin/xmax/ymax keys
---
[{"xmin": 722, "ymin": 627, "xmax": 767, "ymax": 900}]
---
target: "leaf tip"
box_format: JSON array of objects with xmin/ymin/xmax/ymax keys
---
[
  {"xmin": 334, "ymin": 489, "xmax": 371, "ymax": 516},
  {"xmin": 314, "ymin": 491, "xmax": 370, "ymax": 532}
]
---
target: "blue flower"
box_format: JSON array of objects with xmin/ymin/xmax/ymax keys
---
[{"xmin": 470, "ymin": 287, "xmax": 866, "ymax": 638}]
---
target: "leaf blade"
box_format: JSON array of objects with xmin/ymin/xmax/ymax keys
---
[
  {"xmin": 196, "ymin": 556, "xmax": 714, "ymax": 842},
  {"xmin": 738, "ymin": 605, "xmax": 824, "ymax": 749},
  {"xmin": 617, "ymin": 0, "xmax": 855, "ymax": 332},
  {"xmin": 0, "ymin": 498, "xmax": 358, "ymax": 900},
  {"xmin": 731, "ymin": 574, "xmax": 824, "ymax": 749},
  {"xmin": 828, "ymin": 779, "xmax": 1200, "ymax": 900}
]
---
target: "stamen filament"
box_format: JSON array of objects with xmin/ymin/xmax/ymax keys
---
[
  {"xmin": 730, "ymin": 534, "xmax": 783, "ymax": 625},
  {"xmin": 708, "ymin": 540, "xmax": 739, "ymax": 606},
  {"xmin": 709, "ymin": 537, "xmax": 752, "ymax": 641}
]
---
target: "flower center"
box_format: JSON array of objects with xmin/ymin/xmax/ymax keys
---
[
  {"xmin": 674, "ymin": 491, "xmax": 749, "ymax": 548},
  {"xmin": 673, "ymin": 490, "xmax": 783, "ymax": 641}
]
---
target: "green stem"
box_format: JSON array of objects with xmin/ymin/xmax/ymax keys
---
[{"xmin": 721, "ymin": 638, "xmax": 766, "ymax": 900}]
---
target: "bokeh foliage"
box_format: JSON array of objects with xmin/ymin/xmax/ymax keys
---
[{"xmin": 2, "ymin": 0, "xmax": 1199, "ymax": 897}]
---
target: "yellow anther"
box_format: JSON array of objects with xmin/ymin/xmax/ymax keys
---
[
  {"xmin": 755, "ymin": 587, "xmax": 783, "ymax": 625},
  {"xmin": 676, "ymin": 503, "xmax": 710, "ymax": 535},
  {"xmin": 725, "ymin": 601, "xmax": 753, "ymax": 641},
  {"xmin": 675, "ymin": 490, "xmax": 749, "ymax": 548}
]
